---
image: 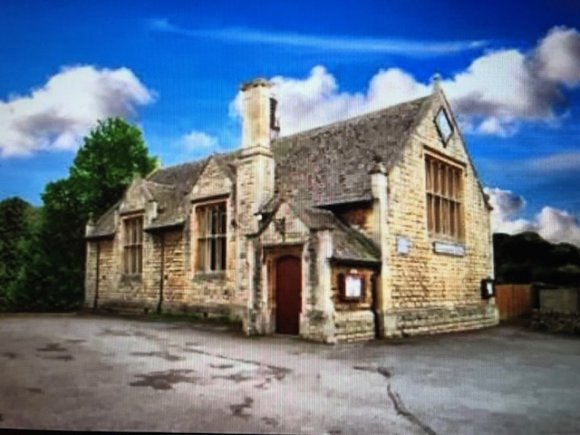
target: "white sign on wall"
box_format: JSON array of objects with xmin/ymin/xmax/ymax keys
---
[
  {"xmin": 433, "ymin": 242, "xmax": 465, "ymax": 256},
  {"xmin": 397, "ymin": 236, "xmax": 411, "ymax": 255},
  {"xmin": 345, "ymin": 275, "xmax": 362, "ymax": 298}
]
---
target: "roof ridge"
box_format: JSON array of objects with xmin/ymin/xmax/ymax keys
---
[
  {"xmin": 273, "ymin": 94, "xmax": 431, "ymax": 142},
  {"xmin": 143, "ymin": 179, "xmax": 176, "ymax": 189},
  {"xmin": 147, "ymin": 149, "xmax": 240, "ymax": 179},
  {"xmin": 147, "ymin": 157, "xmax": 209, "ymax": 180}
]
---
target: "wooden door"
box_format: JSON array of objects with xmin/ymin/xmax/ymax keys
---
[{"xmin": 275, "ymin": 255, "xmax": 302, "ymax": 335}]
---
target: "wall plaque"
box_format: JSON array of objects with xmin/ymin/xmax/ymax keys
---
[
  {"xmin": 397, "ymin": 236, "xmax": 411, "ymax": 255},
  {"xmin": 433, "ymin": 241, "xmax": 465, "ymax": 256}
]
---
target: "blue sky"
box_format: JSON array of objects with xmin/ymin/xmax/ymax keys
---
[{"xmin": 1, "ymin": 0, "xmax": 579, "ymax": 242}]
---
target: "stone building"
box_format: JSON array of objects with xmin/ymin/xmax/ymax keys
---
[{"xmin": 85, "ymin": 77, "xmax": 499, "ymax": 342}]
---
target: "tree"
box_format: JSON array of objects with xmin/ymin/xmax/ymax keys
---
[
  {"xmin": 12, "ymin": 117, "xmax": 157, "ymax": 311},
  {"xmin": 494, "ymin": 232, "xmax": 580, "ymax": 286},
  {"xmin": 70, "ymin": 117, "xmax": 158, "ymax": 218},
  {"xmin": 0, "ymin": 197, "xmax": 36, "ymax": 310}
]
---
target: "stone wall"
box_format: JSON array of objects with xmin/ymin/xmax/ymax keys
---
[
  {"xmin": 539, "ymin": 288, "xmax": 579, "ymax": 313},
  {"xmin": 188, "ymin": 197, "xmax": 237, "ymax": 308},
  {"xmin": 382, "ymin": 91, "xmax": 497, "ymax": 334},
  {"xmin": 334, "ymin": 311, "xmax": 375, "ymax": 342},
  {"xmin": 85, "ymin": 239, "xmax": 114, "ymax": 309},
  {"xmin": 331, "ymin": 265, "xmax": 376, "ymax": 341},
  {"xmin": 530, "ymin": 310, "xmax": 580, "ymax": 335},
  {"xmin": 336, "ymin": 206, "xmax": 373, "ymax": 240},
  {"xmin": 394, "ymin": 303, "xmax": 498, "ymax": 337},
  {"xmin": 87, "ymin": 225, "xmax": 237, "ymax": 317}
]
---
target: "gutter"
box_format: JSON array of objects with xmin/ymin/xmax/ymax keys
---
[{"xmin": 329, "ymin": 257, "xmax": 381, "ymax": 268}]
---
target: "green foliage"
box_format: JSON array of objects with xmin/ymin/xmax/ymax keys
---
[
  {"xmin": 494, "ymin": 232, "xmax": 580, "ymax": 286},
  {"xmin": 0, "ymin": 197, "xmax": 36, "ymax": 310},
  {"xmin": 5, "ymin": 117, "xmax": 157, "ymax": 312},
  {"xmin": 69, "ymin": 117, "xmax": 158, "ymax": 218}
]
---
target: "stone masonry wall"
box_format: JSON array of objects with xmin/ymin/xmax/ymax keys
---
[
  {"xmin": 331, "ymin": 266, "xmax": 376, "ymax": 341},
  {"xmin": 336, "ymin": 206, "xmax": 373, "ymax": 240},
  {"xmin": 383, "ymin": 92, "xmax": 497, "ymax": 334},
  {"xmin": 530, "ymin": 310, "xmax": 580, "ymax": 335},
  {"xmin": 85, "ymin": 239, "xmax": 114, "ymax": 309},
  {"xmin": 235, "ymin": 149, "xmax": 275, "ymax": 322},
  {"xmin": 187, "ymin": 196, "xmax": 237, "ymax": 315},
  {"xmin": 92, "ymin": 223, "xmax": 238, "ymax": 316}
]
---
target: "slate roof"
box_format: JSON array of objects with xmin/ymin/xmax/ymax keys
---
[
  {"xmin": 86, "ymin": 202, "xmax": 118, "ymax": 239},
  {"xmin": 86, "ymin": 152, "xmax": 240, "ymax": 238},
  {"xmin": 331, "ymin": 221, "xmax": 381, "ymax": 264},
  {"xmin": 290, "ymin": 204, "xmax": 381, "ymax": 263},
  {"xmin": 142, "ymin": 181, "xmax": 184, "ymax": 231},
  {"xmin": 148, "ymin": 159, "xmax": 209, "ymax": 195},
  {"xmin": 87, "ymin": 94, "xmax": 430, "ymax": 259},
  {"xmin": 271, "ymin": 95, "xmax": 430, "ymax": 206}
]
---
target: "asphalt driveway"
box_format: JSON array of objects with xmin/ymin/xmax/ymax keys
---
[{"xmin": 0, "ymin": 314, "xmax": 579, "ymax": 434}]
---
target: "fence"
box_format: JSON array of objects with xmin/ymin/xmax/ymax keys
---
[{"xmin": 495, "ymin": 284, "xmax": 532, "ymax": 321}]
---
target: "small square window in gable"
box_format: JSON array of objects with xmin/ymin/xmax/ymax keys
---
[{"xmin": 434, "ymin": 107, "xmax": 453, "ymax": 145}]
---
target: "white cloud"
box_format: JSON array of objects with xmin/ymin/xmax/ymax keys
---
[
  {"xmin": 231, "ymin": 65, "xmax": 429, "ymax": 136},
  {"xmin": 526, "ymin": 151, "xmax": 580, "ymax": 173},
  {"xmin": 535, "ymin": 207, "xmax": 580, "ymax": 246},
  {"xmin": 181, "ymin": 130, "xmax": 218, "ymax": 150},
  {"xmin": 485, "ymin": 187, "xmax": 580, "ymax": 246},
  {"xmin": 230, "ymin": 26, "xmax": 580, "ymax": 137},
  {"xmin": 0, "ymin": 65, "xmax": 154, "ymax": 157},
  {"xmin": 149, "ymin": 18, "xmax": 488, "ymax": 57},
  {"xmin": 535, "ymin": 26, "xmax": 580, "ymax": 87},
  {"xmin": 485, "ymin": 187, "xmax": 534, "ymax": 234}
]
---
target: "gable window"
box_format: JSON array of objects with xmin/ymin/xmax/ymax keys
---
[
  {"xmin": 435, "ymin": 107, "xmax": 453, "ymax": 144},
  {"xmin": 425, "ymin": 155, "xmax": 463, "ymax": 240},
  {"xmin": 123, "ymin": 217, "xmax": 143, "ymax": 275},
  {"xmin": 197, "ymin": 202, "xmax": 227, "ymax": 272}
]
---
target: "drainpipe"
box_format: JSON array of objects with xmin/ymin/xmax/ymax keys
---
[
  {"xmin": 371, "ymin": 273, "xmax": 380, "ymax": 338},
  {"xmin": 157, "ymin": 233, "xmax": 165, "ymax": 314},
  {"xmin": 93, "ymin": 242, "xmax": 100, "ymax": 310}
]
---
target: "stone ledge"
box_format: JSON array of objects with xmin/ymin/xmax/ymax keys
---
[
  {"xmin": 334, "ymin": 310, "xmax": 375, "ymax": 342},
  {"xmin": 382, "ymin": 304, "xmax": 498, "ymax": 338}
]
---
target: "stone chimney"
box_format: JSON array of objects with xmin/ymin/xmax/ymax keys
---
[
  {"xmin": 240, "ymin": 78, "xmax": 279, "ymax": 149},
  {"xmin": 236, "ymin": 78, "xmax": 277, "ymax": 235},
  {"xmin": 236, "ymin": 78, "xmax": 279, "ymax": 331}
]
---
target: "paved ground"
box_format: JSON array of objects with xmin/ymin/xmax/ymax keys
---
[{"xmin": 0, "ymin": 315, "xmax": 579, "ymax": 434}]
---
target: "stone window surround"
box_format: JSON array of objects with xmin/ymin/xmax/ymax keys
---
[
  {"xmin": 434, "ymin": 106, "xmax": 454, "ymax": 145},
  {"xmin": 192, "ymin": 197, "xmax": 228, "ymax": 277},
  {"xmin": 122, "ymin": 214, "xmax": 144, "ymax": 276},
  {"xmin": 424, "ymin": 148, "xmax": 466, "ymax": 244}
]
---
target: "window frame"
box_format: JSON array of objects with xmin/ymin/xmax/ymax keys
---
[
  {"xmin": 123, "ymin": 216, "xmax": 143, "ymax": 275},
  {"xmin": 337, "ymin": 272, "xmax": 366, "ymax": 303},
  {"xmin": 425, "ymin": 153, "xmax": 464, "ymax": 242},
  {"xmin": 434, "ymin": 107, "xmax": 454, "ymax": 145},
  {"xmin": 195, "ymin": 201, "xmax": 227, "ymax": 274}
]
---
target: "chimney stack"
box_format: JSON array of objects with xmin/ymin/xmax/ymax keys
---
[{"xmin": 240, "ymin": 78, "xmax": 278, "ymax": 148}]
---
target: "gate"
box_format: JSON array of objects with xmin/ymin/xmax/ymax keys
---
[{"xmin": 495, "ymin": 284, "xmax": 532, "ymax": 321}]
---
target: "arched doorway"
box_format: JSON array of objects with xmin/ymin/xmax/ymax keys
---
[{"xmin": 275, "ymin": 255, "xmax": 302, "ymax": 335}]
